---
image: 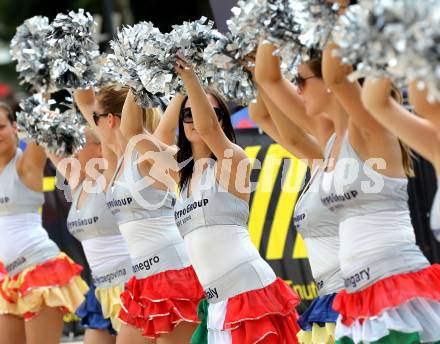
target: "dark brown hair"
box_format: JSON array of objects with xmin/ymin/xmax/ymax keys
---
[
  {"xmin": 177, "ymin": 87, "xmax": 236, "ymax": 191},
  {"xmin": 0, "ymin": 101, "xmax": 15, "ymax": 123}
]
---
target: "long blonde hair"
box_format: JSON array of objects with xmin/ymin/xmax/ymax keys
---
[{"xmin": 143, "ymin": 108, "xmax": 161, "ymax": 133}]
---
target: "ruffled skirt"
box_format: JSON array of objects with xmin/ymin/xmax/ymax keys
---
[
  {"xmin": 118, "ymin": 266, "xmax": 204, "ymax": 338},
  {"xmin": 192, "ymin": 278, "xmax": 301, "ymax": 344},
  {"xmin": 334, "ymin": 264, "xmax": 440, "ymax": 343},
  {"xmin": 0, "ymin": 253, "xmax": 88, "ymax": 320},
  {"xmin": 297, "ymin": 293, "xmax": 338, "ymax": 344},
  {"xmin": 75, "ymin": 284, "xmax": 119, "ymax": 335}
]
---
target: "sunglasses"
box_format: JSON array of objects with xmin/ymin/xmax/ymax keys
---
[
  {"xmin": 180, "ymin": 107, "xmax": 225, "ymax": 124},
  {"xmin": 293, "ymin": 74, "xmax": 317, "ymax": 91},
  {"xmin": 92, "ymin": 111, "xmax": 121, "ymax": 125}
]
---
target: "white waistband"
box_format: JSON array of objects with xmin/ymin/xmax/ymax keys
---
[
  {"xmin": 341, "ymin": 244, "xmax": 429, "ymax": 292},
  {"xmin": 92, "ymin": 258, "xmax": 133, "ymax": 288},
  {"xmin": 5, "ymin": 242, "xmax": 60, "ymax": 276},
  {"xmin": 130, "ymin": 241, "xmax": 191, "ymax": 279},
  {"xmin": 203, "ymin": 259, "xmax": 276, "ymax": 303}
]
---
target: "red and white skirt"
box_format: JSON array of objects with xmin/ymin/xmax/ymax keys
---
[
  {"xmin": 118, "ymin": 265, "xmax": 204, "ymax": 338},
  {"xmin": 334, "ymin": 264, "xmax": 440, "ymax": 343}
]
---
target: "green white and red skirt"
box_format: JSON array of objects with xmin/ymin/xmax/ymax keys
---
[
  {"xmin": 191, "ymin": 278, "xmax": 301, "ymax": 344},
  {"xmin": 334, "ymin": 264, "xmax": 440, "ymax": 343}
]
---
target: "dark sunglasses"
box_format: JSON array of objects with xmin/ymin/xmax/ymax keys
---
[
  {"xmin": 92, "ymin": 111, "xmax": 121, "ymax": 125},
  {"xmin": 293, "ymin": 74, "xmax": 317, "ymax": 91},
  {"xmin": 180, "ymin": 107, "xmax": 225, "ymax": 124}
]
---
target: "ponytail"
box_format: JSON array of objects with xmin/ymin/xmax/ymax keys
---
[{"xmin": 143, "ymin": 108, "xmax": 161, "ymax": 133}]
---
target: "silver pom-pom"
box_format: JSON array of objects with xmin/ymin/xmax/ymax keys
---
[
  {"xmin": 204, "ymin": 34, "xmax": 257, "ymax": 105},
  {"xmin": 17, "ymin": 94, "xmax": 86, "ymax": 157},
  {"xmin": 293, "ymin": 0, "xmax": 340, "ymax": 51},
  {"xmin": 107, "ymin": 22, "xmax": 166, "ymax": 108},
  {"xmin": 47, "ymin": 9, "xmax": 100, "ymax": 90},
  {"xmin": 108, "ymin": 17, "xmax": 221, "ymax": 105},
  {"xmin": 393, "ymin": 1, "xmax": 440, "ymax": 102},
  {"xmin": 332, "ymin": 1, "xmax": 433, "ymax": 86},
  {"xmin": 10, "ymin": 16, "xmax": 53, "ymax": 93},
  {"xmin": 162, "ymin": 17, "xmax": 223, "ymax": 91},
  {"xmin": 228, "ymin": 0, "xmax": 305, "ymax": 77}
]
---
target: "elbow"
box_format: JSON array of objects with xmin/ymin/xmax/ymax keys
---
[
  {"xmin": 255, "ymin": 67, "xmax": 281, "ymax": 85},
  {"xmin": 361, "ymin": 93, "xmax": 389, "ymax": 114},
  {"xmin": 248, "ymin": 103, "xmax": 264, "ymax": 123}
]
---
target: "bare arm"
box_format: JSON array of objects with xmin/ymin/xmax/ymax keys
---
[
  {"xmin": 120, "ymin": 89, "xmax": 144, "ymax": 139},
  {"xmin": 120, "ymin": 89, "xmax": 179, "ymax": 184},
  {"xmin": 255, "ymin": 43, "xmax": 321, "ymax": 136},
  {"xmin": 322, "ymin": 43, "xmax": 386, "ymax": 136},
  {"xmin": 16, "ymin": 143, "xmax": 47, "ymax": 192},
  {"xmin": 248, "ymin": 94, "xmax": 285, "ymax": 144},
  {"xmin": 153, "ymin": 93, "xmax": 185, "ymax": 145},
  {"xmin": 176, "ymin": 57, "xmax": 249, "ymax": 200},
  {"xmin": 177, "ymin": 59, "xmax": 246, "ymax": 161},
  {"xmin": 408, "ymin": 80, "xmax": 440, "ymax": 128},
  {"xmin": 362, "ymin": 77, "xmax": 440, "ymax": 164},
  {"xmin": 74, "ymin": 88, "xmax": 96, "ymax": 128},
  {"xmin": 259, "ymin": 90, "xmax": 323, "ymax": 161}
]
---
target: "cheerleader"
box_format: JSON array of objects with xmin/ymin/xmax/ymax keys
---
[
  {"xmin": 361, "ymin": 78, "xmax": 440, "ymax": 250},
  {"xmin": 317, "ymin": 42, "xmax": 440, "ymax": 343},
  {"xmin": 0, "ymin": 102, "xmax": 88, "ymax": 344},
  {"xmin": 166, "ymin": 55, "xmax": 301, "ymax": 343},
  {"xmin": 83, "ymin": 85, "xmax": 203, "ymax": 343},
  {"xmin": 47, "ymin": 120, "xmax": 132, "ymax": 343},
  {"xmin": 254, "ymin": 42, "xmax": 347, "ymax": 343}
]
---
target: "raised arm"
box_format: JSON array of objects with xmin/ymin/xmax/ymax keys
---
[
  {"xmin": 362, "ymin": 77, "xmax": 440, "ymax": 165},
  {"xmin": 175, "ymin": 56, "xmax": 250, "ymax": 199},
  {"xmin": 175, "ymin": 57, "xmax": 246, "ymax": 161},
  {"xmin": 261, "ymin": 91, "xmax": 323, "ymax": 161},
  {"xmin": 322, "ymin": 43, "xmax": 387, "ymax": 137},
  {"xmin": 254, "ymin": 43, "xmax": 320, "ymax": 136},
  {"xmin": 119, "ymin": 89, "xmax": 179, "ymax": 185},
  {"xmin": 74, "ymin": 88, "xmax": 96, "ymax": 128},
  {"xmin": 153, "ymin": 93, "xmax": 185, "ymax": 145},
  {"xmin": 408, "ymin": 80, "xmax": 440, "ymax": 128},
  {"xmin": 16, "ymin": 142, "xmax": 47, "ymax": 192},
  {"xmin": 120, "ymin": 89, "xmax": 144, "ymax": 139},
  {"xmin": 248, "ymin": 94, "xmax": 285, "ymax": 144}
]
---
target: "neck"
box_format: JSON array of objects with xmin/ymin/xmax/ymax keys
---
[
  {"xmin": 191, "ymin": 142, "xmax": 213, "ymax": 162},
  {"xmin": 0, "ymin": 146, "xmax": 17, "ymax": 170},
  {"xmin": 326, "ymin": 97, "xmax": 349, "ymax": 138},
  {"xmin": 112, "ymin": 129, "xmax": 126, "ymax": 158},
  {"xmin": 315, "ymin": 115, "xmax": 335, "ymax": 148}
]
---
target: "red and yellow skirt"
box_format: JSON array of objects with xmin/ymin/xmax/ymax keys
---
[
  {"xmin": 0, "ymin": 253, "xmax": 88, "ymax": 320},
  {"xmin": 334, "ymin": 264, "xmax": 440, "ymax": 343},
  {"xmin": 118, "ymin": 266, "xmax": 204, "ymax": 338}
]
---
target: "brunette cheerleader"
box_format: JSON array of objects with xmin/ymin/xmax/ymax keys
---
[
  {"xmin": 0, "ymin": 102, "xmax": 88, "ymax": 344},
  {"xmin": 167, "ymin": 56, "xmax": 301, "ymax": 343}
]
